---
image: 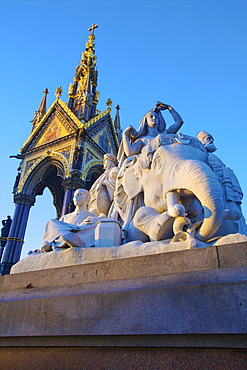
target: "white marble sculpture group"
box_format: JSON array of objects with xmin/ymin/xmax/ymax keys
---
[{"xmin": 41, "ymin": 102, "xmax": 247, "ymax": 252}]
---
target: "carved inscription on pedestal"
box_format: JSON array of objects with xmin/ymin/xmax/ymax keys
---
[{"xmin": 69, "ymin": 268, "xmax": 110, "ymax": 280}]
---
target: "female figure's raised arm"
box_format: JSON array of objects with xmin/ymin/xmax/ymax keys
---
[
  {"xmin": 122, "ymin": 125, "xmax": 144, "ymax": 157},
  {"xmin": 166, "ymin": 107, "xmax": 184, "ymax": 134}
]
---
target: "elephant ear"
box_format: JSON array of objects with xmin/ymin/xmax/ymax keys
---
[{"xmin": 122, "ymin": 165, "xmax": 143, "ymax": 199}]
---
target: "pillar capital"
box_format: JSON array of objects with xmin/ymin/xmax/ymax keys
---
[
  {"xmin": 14, "ymin": 193, "xmax": 35, "ymax": 206},
  {"xmin": 62, "ymin": 171, "xmax": 85, "ymax": 191}
]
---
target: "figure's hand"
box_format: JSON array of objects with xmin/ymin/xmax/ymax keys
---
[
  {"xmin": 84, "ymin": 216, "xmax": 93, "ymax": 224},
  {"xmin": 83, "ymin": 216, "xmax": 98, "ymax": 225},
  {"xmin": 123, "ymin": 125, "xmax": 137, "ymax": 138},
  {"xmin": 155, "ymin": 102, "xmax": 171, "ymax": 111}
]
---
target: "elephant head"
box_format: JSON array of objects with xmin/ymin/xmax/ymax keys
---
[{"xmin": 121, "ymin": 134, "xmax": 224, "ymax": 242}]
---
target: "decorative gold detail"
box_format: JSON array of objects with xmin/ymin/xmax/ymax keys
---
[
  {"xmin": 55, "ymin": 86, "xmax": 63, "ymax": 99},
  {"xmin": 68, "ymin": 83, "xmax": 74, "ymax": 95},
  {"xmin": 20, "ymin": 97, "xmax": 114, "ymax": 155},
  {"xmin": 82, "ymin": 109, "xmax": 110, "ymax": 129},
  {"xmin": 82, "ymin": 160, "xmax": 103, "ymax": 180},
  {"xmin": 57, "ymin": 146, "xmax": 72, "ymax": 167},
  {"xmin": 20, "ymin": 100, "xmax": 56, "ymax": 152},
  {"xmin": 20, "ymin": 99, "xmax": 84, "ymax": 152},
  {"xmin": 57, "ymin": 100, "xmax": 84, "ymax": 129},
  {"xmin": 93, "ymin": 90, "xmax": 100, "ymax": 104},
  {"xmin": 106, "ymin": 98, "xmax": 112, "ymax": 109},
  {"xmin": 0, "ymin": 237, "xmax": 25, "ymax": 243},
  {"xmin": 88, "ymin": 23, "xmax": 98, "ymax": 35},
  {"xmin": 34, "ymin": 118, "xmax": 71, "ymax": 148},
  {"xmin": 17, "ymin": 151, "xmax": 70, "ymax": 192},
  {"xmin": 67, "ymin": 24, "xmax": 99, "ymax": 122}
]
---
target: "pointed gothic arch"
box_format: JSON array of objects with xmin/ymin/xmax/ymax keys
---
[
  {"xmin": 84, "ymin": 164, "xmax": 104, "ymax": 190},
  {"xmin": 19, "ymin": 154, "xmax": 69, "ymax": 218},
  {"xmin": 32, "ymin": 165, "xmax": 64, "ymax": 218}
]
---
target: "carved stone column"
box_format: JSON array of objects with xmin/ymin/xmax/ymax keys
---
[
  {"xmin": 61, "ymin": 171, "xmax": 85, "ymax": 216},
  {"xmin": 0, "ymin": 194, "xmax": 35, "ymax": 275}
]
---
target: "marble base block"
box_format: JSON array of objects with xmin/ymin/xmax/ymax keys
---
[
  {"xmin": 95, "ymin": 218, "xmax": 122, "ymax": 247},
  {"xmin": 1, "ymin": 242, "xmax": 247, "ymax": 368}
]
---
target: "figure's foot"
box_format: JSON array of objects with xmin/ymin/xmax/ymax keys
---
[
  {"xmin": 61, "ymin": 233, "xmax": 85, "ymax": 248},
  {"xmin": 41, "ymin": 242, "xmax": 53, "ymax": 253}
]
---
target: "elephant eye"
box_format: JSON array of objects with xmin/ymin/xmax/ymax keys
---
[{"xmin": 154, "ymin": 156, "xmax": 162, "ymax": 168}]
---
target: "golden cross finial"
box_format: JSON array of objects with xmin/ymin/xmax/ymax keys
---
[
  {"xmin": 88, "ymin": 23, "xmax": 98, "ymax": 35},
  {"xmin": 106, "ymin": 98, "xmax": 112, "ymax": 108}
]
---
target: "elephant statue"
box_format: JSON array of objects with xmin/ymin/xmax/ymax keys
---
[{"xmin": 117, "ymin": 132, "xmax": 227, "ymax": 242}]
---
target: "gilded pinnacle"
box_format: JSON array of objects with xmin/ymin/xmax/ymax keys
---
[
  {"xmin": 67, "ymin": 25, "xmax": 99, "ymax": 121},
  {"xmin": 55, "ymin": 86, "xmax": 62, "ymax": 99},
  {"xmin": 106, "ymin": 98, "xmax": 112, "ymax": 108}
]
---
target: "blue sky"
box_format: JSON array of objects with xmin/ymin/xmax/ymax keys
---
[{"xmin": 0, "ymin": 0, "xmax": 247, "ymax": 258}]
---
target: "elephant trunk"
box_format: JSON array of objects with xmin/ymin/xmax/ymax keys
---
[{"xmin": 165, "ymin": 159, "xmax": 224, "ymax": 242}]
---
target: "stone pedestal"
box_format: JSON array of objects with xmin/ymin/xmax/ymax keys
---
[
  {"xmin": 94, "ymin": 218, "xmax": 122, "ymax": 247},
  {"xmin": 0, "ymin": 242, "xmax": 247, "ymax": 369}
]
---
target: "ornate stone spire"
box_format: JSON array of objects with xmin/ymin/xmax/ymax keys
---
[
  {"xmin": 31, "ymin": 88, "xmax": 49, "ymax": 131},
  {"xmin": 114, "ymin": 105, "xmax": 122, "ymax": 142},
  {"xmin": 68, "ymin": 24, "xmax": 100, "ymax": 122}
]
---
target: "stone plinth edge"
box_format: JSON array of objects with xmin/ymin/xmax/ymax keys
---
[{"xmin": 1, "ymin": 242, "xmax": 246, "ymax": 292}]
